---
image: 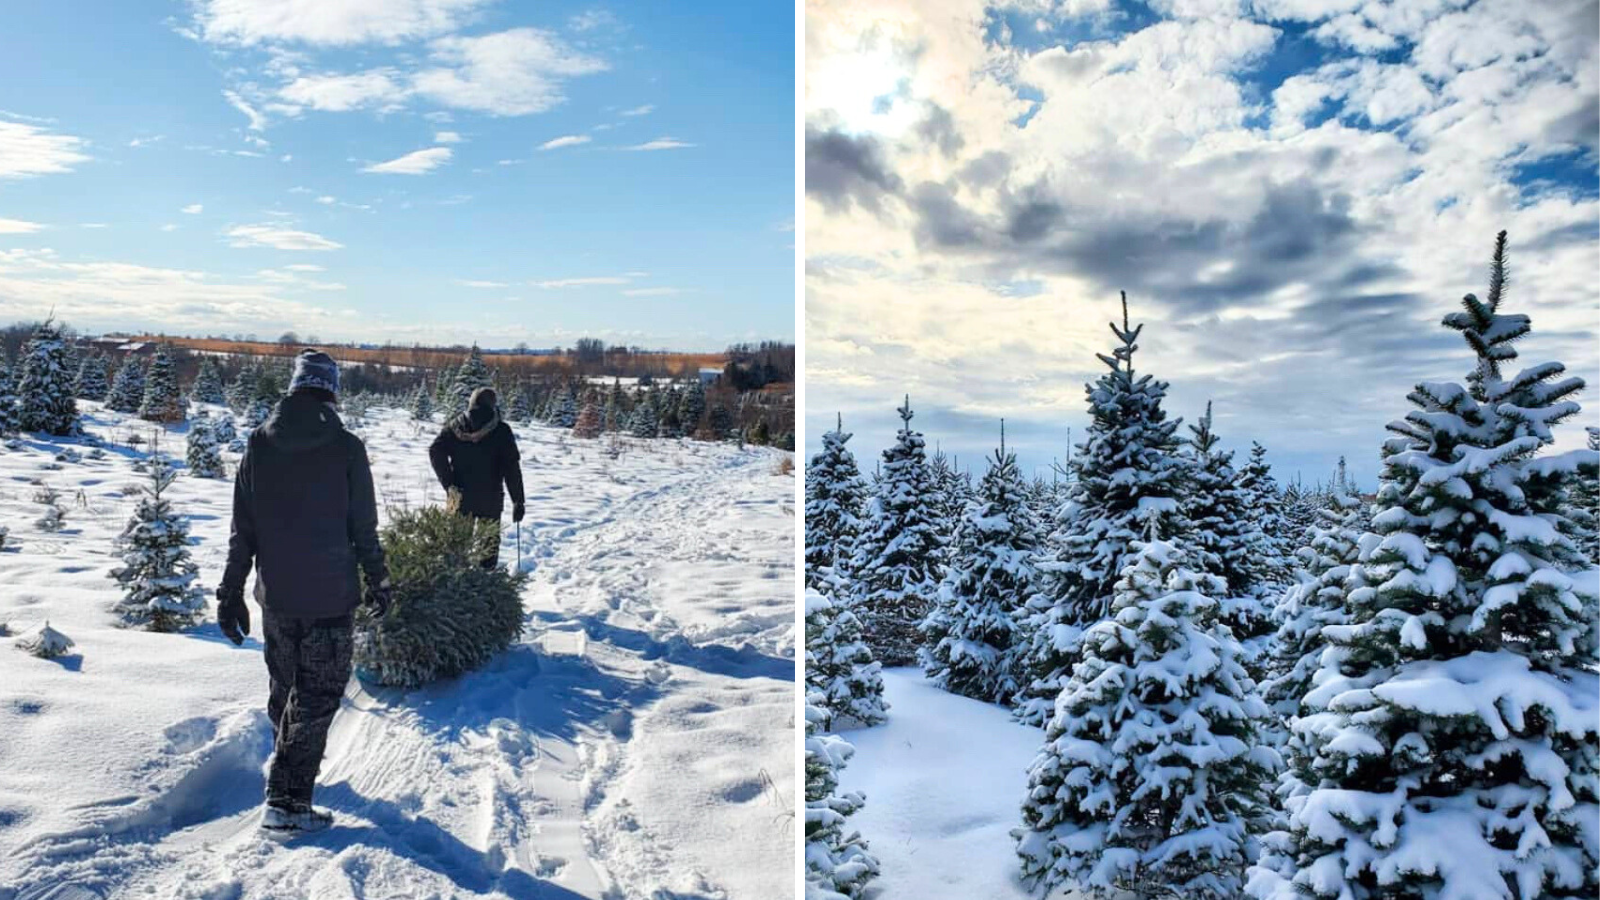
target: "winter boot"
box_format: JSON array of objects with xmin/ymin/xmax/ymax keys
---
[{"xmin": 260, "ymin": 801, "xmax": 333, "ymax": 836}]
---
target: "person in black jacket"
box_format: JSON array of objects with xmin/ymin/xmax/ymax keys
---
[
  {"xmin": 216, "ymin": 350, "xmax": 392, "ymax": 837},
  {"xmin": 428, "ymin": 386, "xmax": 525, "ymax": 568}
]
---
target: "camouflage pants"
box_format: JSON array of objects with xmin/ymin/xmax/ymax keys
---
[{"xmin": 262, "ymin": 610, "xmax": 353, "ymax": 808}]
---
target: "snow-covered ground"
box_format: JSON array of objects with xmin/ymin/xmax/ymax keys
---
[
  {"xmin": 839, "ymin": 668, "xmax": 1074, "ymax": 900},
  {"xmin": 0, "ymin": 403, "xmax": 796, "ymax": 900}
]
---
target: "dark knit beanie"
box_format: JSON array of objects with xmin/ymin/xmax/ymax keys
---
[
  {"xmin": 289, "ymin": 349, "xmax": 340, "ymax": 396},
  {"xmin": 469, "ymin": 387, "xmax": 497, "ymax": 410}
]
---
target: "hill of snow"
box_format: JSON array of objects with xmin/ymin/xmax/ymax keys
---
[{"xmin": 0, "ymin": 403, "xmax": 796, "ymax": 900}]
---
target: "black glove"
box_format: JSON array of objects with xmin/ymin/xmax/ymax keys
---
[
  {"xmin": 512, "ymin": 502, "xmax": 525, "ymax": 523},
  {"xmin": 216, "ymin": 587, "xmax": 249, "ymax": 646},
  {"xmin": 365, "ymin": 581, "xmax": 394, "ymax": 618}
]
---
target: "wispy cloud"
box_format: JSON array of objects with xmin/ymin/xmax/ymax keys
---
[
  {"xmin": 181, "ymin": 203, "xmax": 204, "ymax": 214},
  {"xmin": 623, "ymin": 137, "xmax": 694, "ymax": 151},
  {"xmin": 434, "ymin": 130, "xmax": 463, "ymax": 143},
  {"xmin": 0, "ymin": 120, "xmax": 90, "ymax": 179},
  {"xmin": 458, "ymin": 279, "xmax": 508, "ymax": 288},
  {"xmin": 362, "ymin": 146, "xmax": 452, "ymax": 174},
  {"xmin": 620, "ymin": 104, "xmax": 654, "ymax": 116},
  {"xmin": 128, "ymin": 135, "xmax": 165, "ymax": 148},
  {"xmin": 160, "ymin": 223, "xmax": 180, "ymax": 232},
  {"xmin": 539, "ymin": 134, "xmax": 590, "ymax": 150},
  {"xmin": 622, "ymin": 287, "xmax": 682, "ymax": 297},
  {"xmin": 225, "ymin": 223, "xmax": 344, "ymax": 251},
  {"xmin": 0, "ymin": 218, "xmax": 45, "ymax": 234},
  {"xmin": 186, "ymin": 0, "xmax": 497, "ymax": 47},
  {"xmin": 222, "ymin": 89, "xmax": 267, "ymax": 131},
  {"xmin": 533, "ymin": 276, "xmax": 632, "ymax": 288}
]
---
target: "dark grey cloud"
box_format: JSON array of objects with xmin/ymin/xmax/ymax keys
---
[
  {"xmin": 804, "ymin": 123, "xmax": 903, "ymax": 214},
  {"xmin": 915, "ymin": 103, "xmax": 965, "ymax": 158}
]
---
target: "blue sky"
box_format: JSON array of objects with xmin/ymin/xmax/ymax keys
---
[
  {"xmin": 805, "ymin": 0, "xmax": 1599, "ymax": 490},
  {"xmin": 0, "ymin": 0, "xmax": 794, "ymax": 350}
]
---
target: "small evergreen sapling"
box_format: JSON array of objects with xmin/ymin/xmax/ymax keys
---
[
  {"xmin": 190, "ymin": 359, "xmax": 226, "ymax": 405},
  {"xmin": 448, "ymin": 347, "xmax": 493, "ymax": 418},
  {"xmin": 16, "ymin": 621, "xmax": 74, "ymax": 659},
  {"xmin": 804, "ymin": 691, "xmax": 879, "ymax": 900},
  {"xmin": 110, "ymin": 456, "xmax": 206, "ymax": 631},
  {"xmin": 572, "ymin": 392, "xmax": 604, "ymax": 438},
  {"xmin": 1016, "ymin": 537, "xmax": 1275, "ymax": 899},
  {"xmin": 410, "ymin": 381, "xmax": 434, "ymax": 422}
]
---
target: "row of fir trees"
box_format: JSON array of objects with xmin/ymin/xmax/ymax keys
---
[{"xmin": 803, "ymin": 233, "xmax": 1599, "ymax": 900}]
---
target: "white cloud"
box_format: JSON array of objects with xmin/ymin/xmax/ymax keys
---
[
  {"xmin": 623, "ymin": 137, "xmax": 695, "ymax": 151},
  {"xmin": 362, "ymin": 146, "xmax": 452, "ymax": 174},
  {"xmin": 620, "ymin": 104, "xmax": 654, "ymax": 116},
  {"xmin": 128, "ymin": 135, "xmax": 165, "ymax": 148},
  {"xmin": 434, "ymin": 130, "xmax": 463, "ymax": 143},
  {"xmin": 458, "ymin": 279, "xmax": 508, "ymax": 288},
  {"xmin": 181, "ymin": 203, "xmax": 204, "ymax": 214},
  {"xmin": 278, "ymin": 69, "xmax": 407, "ymax": 112},
  {"xmin": 533, "ymin": 276, "xmax": 632, "ymax": 288},
  {"xmin": 187, "ymin": 0, "xmax": 496, "ymax": 47},
  {"xmin": 622, "ymin": 287, "xmax": 682, "ymax": 297},
  {"xmin": 225, "ymin": 223, "xmax": 343, "ymax": 250},
  {"xmin": 223, "ymin": 90, "xmax": 268, "ymax": 130},
  {"xmin": 413, "ymin": 28, "xmax": 608, "ymax": 116},
  {"xmin": 285, "ymin": 263, "xmax": 324, "ymax": 271},
  {"xmin": 539, "ymin": 134, "xmax": 590, "ymax": 150},
  {"xmin": 0, "ymin": 218, "xmax": 45, "ymax": 234},
  {"xmin": 316, "ymin": 195, "xmax": 336, "ymax": 204},
  {"xmin": 0, "ymin": 120, "xmax": 90, "ymax": 179},
  {"xmin": 569, "ymin": 10, "xmax": 619, "ymax": 32},
  {"xmin": 160, "ymin": 224, "xmax": 180, "ymax": 232},
  {"xmin": 80, "ymin": 223, "xmax": 108, "ymax": 229}
]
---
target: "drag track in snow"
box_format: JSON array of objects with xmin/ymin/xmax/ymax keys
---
[{"xmin": 0, "ymin": 406, "xmax": 796, "ymax": 900}]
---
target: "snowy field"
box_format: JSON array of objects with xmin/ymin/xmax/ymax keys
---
[{"xmin": 0, "ymin": 403, "xmax": 796, "ymax": 900}]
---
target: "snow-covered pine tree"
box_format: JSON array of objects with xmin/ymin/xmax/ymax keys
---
[
  {"xmin": 707, "ymin": 403, "xmax": 735, "ymax": 440},
  {"xmin": 805, "ymin": 414, "xmax": 868, "ymax": 590},
  {"xmin": 1277, "ymin": 478, "xmax": 1321, "ymax": 552},
  {"xmin": 922, "ymin": 432, "xmax": 1039, "ymax": 705},
  {"xmin": 629, "ymin": 389, "xmax": 658, "ymax": 438},
  {"xmin": 678, "ymin": 379, "xmax": 706, "ymax": 435},
  {"xmin": 1237, "ymin": 441, "xmax": 1294, "ymax": 588},
  {"xmin": 14, "ymin": 319, "xmax": 81, "ymax": 436},
  {"xmin": 804, "ymin": 689, "xmax": 879, "ymax": 900},
  {"xmin": 74, "ymin": 353, "xmax": 110, "ymax": 402},
  {"xmin": 572, "ymin": 392, "xmax": 603, "ymax": 438},
  {"xmin": 804, "ymin": 717, "xmax": 875, "ymax": 900},
  {"xmin": 507, "ymin": 383, "xmax": 533, "ymax": 422},
  {"xmin": 448, "ymin": 347, "xmax": 492, "ymax": 418},
  {"xmin": 1181, "ymin": 403, "xmax": 1273, "ymax": 658},
  {"xmin": 16, "ymin": 621, "xmax": 74, "ymax": 659},
  {"xmin": 657, "ymin": 394, "xmax": 684, "ymax": 439},
  {"xmin": 138, "ymin": 345, "xmax": 186, "ymax": 423},
  {"xmin": 1014, "ymin": 293, "xmax": 1186, "ymax": 727},
  {"xmin": 805, "ymin": 585, "xmax": 887, "ymax": 728},
  {"xmin": 1568, "ymin": 426, "xmax": 1600, "ymax": 565},
  {"xmin": 850, "ymin": 396, "xmax": 946, "ymax": 665},
  {"xmin": 1017, "ymin": 537, "xmax": 1275, "ymax": 899},
  {"xmin": 185, "ymin": 417, "xmax": 226, "ymax": 479},
  {"xmin": 927, "ymin": 448, "xmax": 974, "ymax": 548},
  {"xmin": 433, "ymin": 363, "xmax": 457, "ymax": 409},
  {"xmin": 190, "ymin": 358, "xmax": 225, "ymax": 405},
  {"xmin": 603, "ymin": 380, "xmax": 624, "ymax": 432},
  {"xmin": 552, "ymin": 383, "xmax": 579, "ymax": 429},
  {"xmin": 110, "ymin": 455, "xmax": 206, "ymax": 631},
  {"xmin": 210, "ymin": 411, "xmax": 236, "ymax": 447},
  {"xmin": 0, "ymin": 354, "xmax": 19, "ymax": 436},
  {"xmin": 107, "ymin": 357, "xmax": 146, "ymax": 414},
  {"xmin": 1251, "ymin": 232, "xmax": 1600, "ymax": 900},
  {"xmin": 410, "ymin": 381, "xmax": 434, "ymax": 422}
]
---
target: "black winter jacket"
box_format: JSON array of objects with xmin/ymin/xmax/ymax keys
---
[
  {"xmin": 428, "ymin": 408, "xmax": 524, "ymax": 519},
  {"xmin": 221, "ymin": 392, "xmax": 389, "ymax": 617}
]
